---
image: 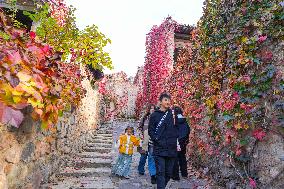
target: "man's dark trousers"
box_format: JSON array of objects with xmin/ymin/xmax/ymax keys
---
[
  {"xmin": 155, "ymin": 155, "xmax": 176, "ymax": 189},
  {"xmin": 172, "ymin": 151, "xmax": 188, "ymax": 179}
]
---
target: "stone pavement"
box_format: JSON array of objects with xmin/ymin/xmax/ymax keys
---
[
  {"xmin": 112, "ymin": 120, "xmax": 155, "ymax": 189},
  {"xmin": 112, "ymin": 121, "xmax": 211, "ymax": 189},
  {"xmin": 42, "ymin": 120, "xmax": 213, "ymax": 189}
]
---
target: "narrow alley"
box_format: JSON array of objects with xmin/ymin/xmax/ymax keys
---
[
  {"xmin": 43, "ymin": 120, "xmax": 211, "ymax": 189},
  {"xmin": 0, "ymin": 1, "xmax": 283, "ymax": 189}
]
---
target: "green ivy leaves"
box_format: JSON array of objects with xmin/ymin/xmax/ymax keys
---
[{"xmin": 23, "ymin": 3, "xmax": 113, "ymax": 71}]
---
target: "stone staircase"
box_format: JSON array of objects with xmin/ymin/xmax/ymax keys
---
[
  {"xmin": 43, "ymin": 123, "xmax": 115, "ymax": 189},
  {"xmin": 42, "ymin": 120, "xmax": 213, "ymax": 189}
]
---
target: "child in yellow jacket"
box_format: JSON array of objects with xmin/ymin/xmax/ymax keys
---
[{"xmin": 112, "ymin": 126, "xmax": 140, "ymax": 179}]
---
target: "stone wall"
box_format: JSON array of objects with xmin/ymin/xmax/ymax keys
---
[
  {"xmin": 193, "ymin": 10, "xmax": 284, "ymax": 189},
  {"xmin": 133, "ymin": 66, "xmax": 145, "ymax": 119},
  {"xmin": 248, "ymin": 41, "xmax": 284, "ymax": 189},
  {"xmin": 135, "ymin": 1, "xmax": 284, "ymax": 187},
  {"xmin": 0, "ymin": 67, "xmax": 100, "ymax": 189},
  {"xmin": 100, "ymin": 72, "xmax": 138, "ymax": 122},
  {"xmin": 183, "ymin": 1, "xmax": 284, "ymax": 188}
]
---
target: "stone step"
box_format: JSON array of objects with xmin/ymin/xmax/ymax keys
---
[
  {"xmin": 96, "ymin": 130, "xmax": 113, "ymax": 134},
  {"xmin": 89, "ymin": 137, "xmax": 112, "ymax": 141},
  {"xmin": 72, "ymin": 157, "xmax": 112, "ymax": 168},
  {"xmin": 43, "ymin": 176, "xmax": 115, "ymax": 189},
  {"xmin": 93, "ymin": 133, "xmax": 113, "ymax": 137},
  {"xmin": 90, "ymin": 136, "xmax": 113, "ymax": 141},
  {"xmin": 95, "ymin": 127, "xmax": 112, "ymax": 130},
  {"xmin": 98, "ymin": 126, "xmax": 113, "ymax": 129},
  {"xmin": 96, "ymin": 126, "xmax": 112, "ymax": 130},
  {"xmin": 86, "ymin": 143, "xmax": 112, "ymax": 148},
  {"xmin": 96, "ymin": 131, "xmax": 112, "ymax": 135},
  {"xmin": 49, "ymin": 181, "xmax": 115, "ymax": 189},
  {"xmin": 83, "ymin": 147, "xmax": 112, "ymax": 153},
  {"xmin": 77, "ymin": 177, "xmax": 115, "ymax": 189},
  {"xmin": 77, "ymin": 152, "xmax": 113, "ymax": 159},
  {"xmin": 92, "ymin": 135, "xmax": 113, "ymax": 140},
  {"xmin": 89, "ymin": 139, "xmax": 112, "ymax": 144},
  {"xmin": 98, "ymin": 127, "xmax": 113, "ymax": 130},
  {"xmin": 96, "ymin": 133, "xmax": 113, "ymax": 137},
  {"xmin": 57, "ymin": 167, "xmax": 111, "ymax": 178}
]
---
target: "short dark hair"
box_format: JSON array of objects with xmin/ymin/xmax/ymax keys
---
[
  {"xmin": 144, "ymin": 104, "xmax": 156, "ymax": 117},
  {"xmin": 146, "ymin": 104, "xmax": 156, "ymax": 113},
  {"xmin": 125, "ymin": 126, "xmax": 134, "ymax": 134},
  {"xmin": 174, "ymin": 106, "xmax": 183, "ymax": 115},
  {"xmin": 159, "ymin": 93, "xmax": 171, "ymax": 101}
]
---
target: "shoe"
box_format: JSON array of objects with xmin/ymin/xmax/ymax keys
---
[
  {"xmin": 172, "ymin": 177, "xmax": 180, "ymax": 181},
  {"xmin": 124, "ymin": 176, "xmax": 130, "ymax": 179},
  {"xmin": 138, "ymin": 172, "xmax": 145, "ymax": 176},
  {"xmin": 151, "ymin": 175, "xmax": 157, "ymax": 184}
]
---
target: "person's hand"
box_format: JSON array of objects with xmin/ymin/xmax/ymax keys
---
[{"xmin": 177, "ymin": 144, "xmax": 181, "ymax": 152}]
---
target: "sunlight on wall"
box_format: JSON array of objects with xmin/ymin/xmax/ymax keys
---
[{"xmin": 78, "ymin": 65, "xmax": 100, "ymax": 129}]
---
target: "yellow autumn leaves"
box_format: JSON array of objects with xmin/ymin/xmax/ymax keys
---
[
  {"xmin": 234, "ymin": 121, "xmax": 249, "ymax": 130},
  {"xmin": 206, "ymin": 95, "xmax": 217, "ymax": 109}
]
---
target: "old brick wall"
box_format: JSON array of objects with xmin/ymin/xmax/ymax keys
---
[{"xmin": 0, "ymin": 67, "xmax": 100, "ymax": 189}]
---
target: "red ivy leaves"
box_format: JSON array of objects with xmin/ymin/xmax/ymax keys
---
[
  {"xmin": 135, "ymin": 1, "xmax": 283, "ymax": 187},
  {"xmin": 29, "ymin": 31, "xmax": 36, "ymax": 40},
  {"xmin": 252, "ymin": 129, "xmax": 266, "ymax": 141},
  {"xmin": 0, "ymin": 102, "xmax": 24, "ymax": 128},
  {"xmin": 0, "ymin": 10, "xmax": 84, "ymax": 128},
  {"xmin": 258, "ymin": 35, "xmax": 267, "ymax": 43},
  {"xmin": 142, "ymin": 17, "xmax": 177, "ymax": 105},
  {"xmin": 249, "ymin": 178, "xmax": 257, "ymax": 188},
  {"xmin": 49, "ymin": 0, "xmax": 69, "ymax": 26},
  {"xmin": 97, "ymin": 72, "xmax": 129, "ymax": 122}
]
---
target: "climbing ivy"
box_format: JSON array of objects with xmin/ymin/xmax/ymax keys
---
[
  {"xmin": 0, "ymin": 0, "xmax": 113, "ymax": 129},
  {"xmin": 98, "ymin": 72, "xmax": 129, "ymax": 121},
  {"xmin": 23, "ymin": 1, "xmax": 113, "ymax": 70},
  {"xmin": 0, "ymin": 9, "xmax": 84, "ymax": 129},
  {"xmin": 141, "ymin": 17, "xmax": 176, "ymax": 105},
  {"xmin": 184, "ymin": 0, "xmax": 283, "ymax": 187},
  {"xmin": 138, "ymin": 0, "xmax": 283, "ymax": 187}
]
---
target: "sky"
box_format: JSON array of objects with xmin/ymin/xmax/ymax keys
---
[{"xmin": 65, "ymin": 0, "xmax": 205, "ymax": 76}]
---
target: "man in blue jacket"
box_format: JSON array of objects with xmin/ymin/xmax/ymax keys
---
[{"xmin": 148, "ymin": 93, "xmax": 179, "ymax": 189}]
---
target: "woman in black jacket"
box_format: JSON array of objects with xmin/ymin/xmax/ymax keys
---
[{"xmin": 172, "ymin": 106, "xmax": 190, "ymax": 180}]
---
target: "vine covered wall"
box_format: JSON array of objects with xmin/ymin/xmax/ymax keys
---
[
  {"xmin": 188, "ymin": 1, "xmax": 283, "ymax": 187},
  {"xmin": 138, "ymin": 0, "xmax": 284, "ymax": 188},
  {"xmin": 98, "ymin": 72, "xmax": 138, "ymax": 122},
  {"xmin": 0, "ymin": 0, "xmax": 112, "ymax": 130},
  {"xmin": 142, "ymin": 17, "xmax": 176, "ymax": 106},
  {"xmin": 0, "ymin": 65, "xmax": 100, "ymax": 188},
  {"xmin": 0, "ymin": 9, "xmax": 84, "ymax": 129},
  {"xmin": 0, "ymin": 0, "xmax": 110, "ymax": 187},
  {"xmin": 134, "ymin": 66, "xmax": 145, "ymax": 118}
]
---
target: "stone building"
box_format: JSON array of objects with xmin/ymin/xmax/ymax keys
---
[
  {"xmin": 99, "ymin": 72, "xmax": 138, "ymax": 122},
  {"xmin": 134, "ymin": 23, "xmax": 194, "ymax": 117}
]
